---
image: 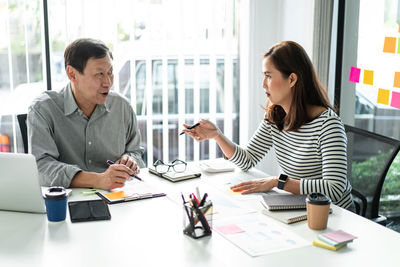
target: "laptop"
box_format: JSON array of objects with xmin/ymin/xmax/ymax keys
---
[{"xmin": 0, "ymin": 152, "xmax": 46, "ymax": 213}]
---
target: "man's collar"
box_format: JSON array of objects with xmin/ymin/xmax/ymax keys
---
[
  {"xmin": 63, "ymin": 83, "xmax": 111, "ymax": 116},
  {"xmin": 64, "ymin": 83, "xmax": 79, "ymax": 116}
]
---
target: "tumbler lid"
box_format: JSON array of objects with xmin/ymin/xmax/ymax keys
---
[
  {"xmin": 306, "ymin": 193, "xmax": 331, "ymax": 205},
  {"xmin": 44, "ymin": 186, "xmax": 66, "ymax": 200}
]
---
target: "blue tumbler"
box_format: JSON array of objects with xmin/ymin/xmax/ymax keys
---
[{"xmin": 44, "ymin": 186, "xmax": 67, "ymax": 222}]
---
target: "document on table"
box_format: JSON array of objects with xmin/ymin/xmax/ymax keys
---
[
  {"xmin": 207, "ymin": 190, "xmax": 256, "ymax": 220},
  {"xmin": 204, "ymin": 169, "xmax": 279, "ymax": 201},
  {"xmin": 166, "ymin": 185, "xmax": 256, "ymax": 221},
  {"xmin": 213, "ymin": 213, "xmax": 309, "ymax": 257},
  {"xmin": 97, "ymin": 179, "xmax": 166, "ymax": 204}
]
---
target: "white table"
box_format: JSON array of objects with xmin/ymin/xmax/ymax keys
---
[{"xmin": 1, "ymin": 162, "xmax": 399, "ymax": 266}]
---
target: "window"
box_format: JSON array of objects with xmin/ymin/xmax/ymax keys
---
[
  {"xmin": 0, "ymin": 0, "xmax": 45, "ymax": 153},
  {"xmin": 0, "ymin": 0, "xmax": 240, "ymax": 168},
  {"xmin": 337, "ymin": 0, "xmax": 400, "ymax": 230}
]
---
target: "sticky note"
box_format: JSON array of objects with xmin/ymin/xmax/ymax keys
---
[
  {"xmin": 398, "ymin": 38, "xmax": 400, "ymax": 54},
  {"xmin": 377, "ymin": 89, "xmax": 390, "ymax": 105},
  {"xmin": 227, "ymin": 188, "xmax": 242, "ymax": 195},
  {"xmin": 349, "ymin": 66, "xmax": 361, "ymax": 83},
  {"xmin": 383, "ymin": 37, "xmax": 396, "ymax": 53},
  {"xmin": 215, "ymin": 224, "xmax": 245, "ymax": 235},
  {"xmin": 398, "ymin": 24, "xmax": 400, "ymax": 33},
  {"xmin": 363, "ymin": 70, "xmax": 374, "ymax": 85},
  {"xmin": 105, "ymin": 191, "xmax": 127, "ymax": 200},
  {"xmin": 390, "ymin": 91, "xmax": 400, "ymax": 109},
  {"xmin": 394, "ymin": 72, "xmax": 400, "ymax": 88}
]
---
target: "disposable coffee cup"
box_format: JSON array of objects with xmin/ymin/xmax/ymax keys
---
[
  {"xmin": 44, "ymin": 186, "xmax": 67, "ymax": 222},
  {"xmin": 306, "ymin": 193, "xmax": 331, "ymax": 230}
]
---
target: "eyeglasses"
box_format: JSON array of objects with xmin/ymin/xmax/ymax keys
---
[{"xmin": 153, "ymin": 159, "xmax": 187, "ymax": 174}]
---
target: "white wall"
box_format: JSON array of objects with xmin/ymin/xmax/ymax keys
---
[{"xmin": 240, "ymin": 0, "xmax": 315, "ymax": 176}]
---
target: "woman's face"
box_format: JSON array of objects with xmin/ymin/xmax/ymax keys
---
[{"xmin": 262, "ymin": 57, "xmax": 295, "ymax": 111}]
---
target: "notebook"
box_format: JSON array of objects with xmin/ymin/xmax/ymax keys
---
[
  {"xmin": 262, "ymin": 208, "xmax": 308, "ymax": 224},
  {"xmin": 0, "ymin": 152, "xmax": 46, "ymax": 213},
  {"xmin": 148, "ymin": 168, "xmax": 201, "ymax": 182},
  {"xmin": 262, "ymin": 194, "xmax": 307, "ymax": 210},
  {"xmin": 261, "ymin": 205, "xmax": 333, "ymax": 224},
  {"xmin": 97, "ymin": 180, "xmax": 166, "ymax": 204}
]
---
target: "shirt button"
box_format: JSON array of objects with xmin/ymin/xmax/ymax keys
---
[
  {"xmin": 89, "ymin": 160, "xmax": 92, "ymax": 164},
  {"xmin": 88, "ymin": 141, "xmax": 92, "ymax": 145}
]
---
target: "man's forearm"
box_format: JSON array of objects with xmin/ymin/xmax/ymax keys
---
[{"xmin": 70, "ymin": 171, "xmax": 102, "ymax": 188}]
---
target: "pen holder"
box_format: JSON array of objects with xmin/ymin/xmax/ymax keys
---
[{"xmin": 183, "ymin": 200, "xmax": 213, "ymax": 239}]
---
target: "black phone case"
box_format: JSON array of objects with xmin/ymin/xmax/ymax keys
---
[{"xmin": 68, "ymin": 199, "xmax": 111, "ymax": 223}]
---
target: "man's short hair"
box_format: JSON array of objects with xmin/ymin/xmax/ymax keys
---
[{"xmin": 64, "ymin": 38, "xmax": 113, "ymax": 74}]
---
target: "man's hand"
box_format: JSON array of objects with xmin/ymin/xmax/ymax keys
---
[
  {"xmin": 96, "ymin": 164, "xmax": 134, "ymax": 190},
  {"xmin": 116, "ymin": 154, "xmax": 140, "ymax": 175}
]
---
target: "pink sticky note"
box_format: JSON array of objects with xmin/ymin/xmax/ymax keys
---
[
  {"xmin": 215, "ymin": 224, "xmax": 245, "ymax": 235},
  {"xmin": 322, "ymin": 230, "xmax": 357, "ymax": 243},
  {"xmin": 349, "ymin": 66, "xmax": 361, "ymax": 83},
  {"xmin": 390, "ymin": 91, "xmax": 400, "ymax": 109}
]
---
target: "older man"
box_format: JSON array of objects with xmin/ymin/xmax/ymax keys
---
[{"xmin": 28, "ymin": 38, "xmax": 144, "ymax": 190}]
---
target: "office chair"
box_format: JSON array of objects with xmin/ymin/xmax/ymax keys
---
[
  {"xmin": 345, "ymin": 124, "xmax": 400, "ymax": 226},
  {"xmin": 17, "ymin": 114, "xmax": 28, "ymax": 154}
]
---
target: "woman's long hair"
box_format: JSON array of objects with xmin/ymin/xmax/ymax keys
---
[{"xmin": 264, "ymin": 41, "xmax": 332, "ymax": 131}]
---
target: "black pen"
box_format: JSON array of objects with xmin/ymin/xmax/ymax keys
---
[
  {"xmin": 179, "ymin": 122, "xmax": 200, "ymax": 135},
  {"xmin": 106, "ymin": 159, "xmax": 143, "ymax": 181},
  {"xmin": 199, "ymin": 193, "xmax": 208, "ymax": 207}
]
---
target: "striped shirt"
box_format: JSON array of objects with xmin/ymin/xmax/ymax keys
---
[{"xmin": 230, "ymin": 108, "xmax": 353, "ymax": 209}]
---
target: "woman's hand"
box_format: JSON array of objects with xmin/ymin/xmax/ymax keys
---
[
  {"xmin": 182, "ymin": 120, "xmax": 221, "ymax": 141},
  {"xmin": 230, "ymin": 177, "xmax": 278, "ymax": 194}
]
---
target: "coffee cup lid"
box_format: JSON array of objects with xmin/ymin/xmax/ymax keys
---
[
  {"xmin": 306, "ymin": 193, "xmax": 331, "ymax": 205},
  {"xmin": 44, "ymin": 186, "xmax": 66, "ymax": 200}
]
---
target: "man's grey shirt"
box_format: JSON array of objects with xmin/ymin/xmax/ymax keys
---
[{"xmin": 28, "ymin": 83, "xmax": 145, "ymax": 188}]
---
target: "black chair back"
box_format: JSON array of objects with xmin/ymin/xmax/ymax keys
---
[
  {"xmin": 17, "ymin": 114, "xmax": 28, "ymax": 154},
  {"xmin": 345, "ymin": 124, "xmax": 400, "ymax": 223}
]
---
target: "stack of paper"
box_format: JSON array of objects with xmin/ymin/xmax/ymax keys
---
[{"xmin": 313, "ymin": 230, "xmax": 357, "ymax": 251}]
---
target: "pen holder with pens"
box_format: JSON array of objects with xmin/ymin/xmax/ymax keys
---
[{"xmin": 183, "ymin": 200, "xmax": 213, "ymax": 239}]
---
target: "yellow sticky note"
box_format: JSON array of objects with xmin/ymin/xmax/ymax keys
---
[
  {"xmin": 105, "ymin": 191, "xmax": 127, "ymax": 200},
  {"xmin": 363, "ymin": 70, "xmax": 374, "ymax": 85},
  {"xmin": 383, "ymin": 37, "xmax": 396, "ymax": 53},
  {"xmin": 394, "ymin": 72, "xmax": 400, "ymax": 88},
  {"xmin": 377, "ymin": 89, "xmax": 390, "ymax": 105},
  {"xmin": 227, "ymin": 188, "xmax": 243, "ymax": 195}
]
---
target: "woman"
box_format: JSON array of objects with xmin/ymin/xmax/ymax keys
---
[{"xmin": 182, "ymin": 41, "xmax": 354, "ymax": 210}]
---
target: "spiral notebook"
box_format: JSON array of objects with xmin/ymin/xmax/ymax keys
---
[
  {"xmin": 261, "ymin": 208, "xmax": 308, "ymax": 224},
  {"xmin": 262, "ymin": 194, "xmax": 307, "ymax": 211},
  {"xmin": 261, "ymin": 205, "xmax": 333, "ymax": 224}
]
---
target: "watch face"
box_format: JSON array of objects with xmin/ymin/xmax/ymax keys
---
[
  {"xmin": 278, "ymin": 174, "xmax": 288, "ymax": 189},
  {"xmin": 279, "ymin": 174, "xmax": 288, "ymax": 181}
]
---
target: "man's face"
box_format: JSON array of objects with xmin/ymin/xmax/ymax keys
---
[{"xmin": 71, "ymin": 54, "xmax": 114, "ymax": 108}]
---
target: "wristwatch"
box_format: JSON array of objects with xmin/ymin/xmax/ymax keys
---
[{"xmin": 277, "ymin": 174, "xmax": 288, "ymax": 190}]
